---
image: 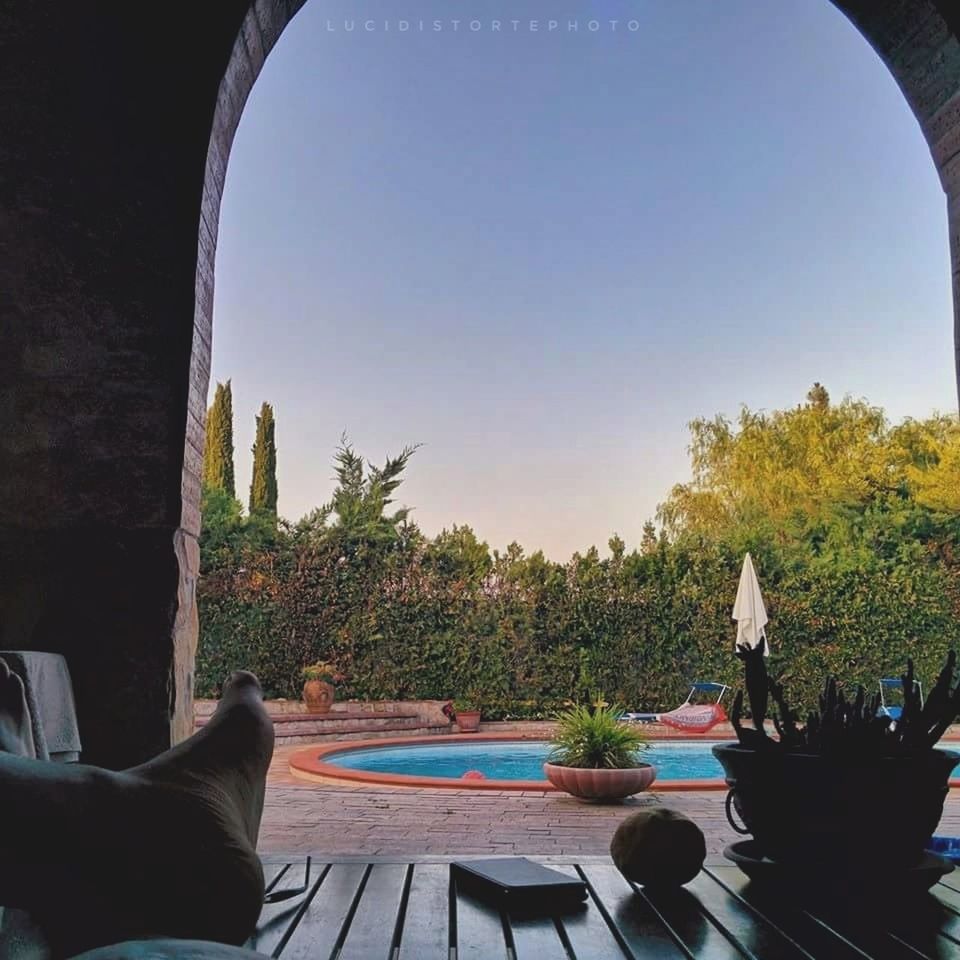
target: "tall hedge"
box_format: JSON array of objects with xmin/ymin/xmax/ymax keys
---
[
  {"xmin": 197, "ymin": 398, "xmax": 960, "ymax": 713},
  {"xmin": 195, "ymin": 525, "xmax": 960, "ymax": 713}
]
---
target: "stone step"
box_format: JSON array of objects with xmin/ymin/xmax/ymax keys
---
[
  {"xmin": 194, "ymin": 710, "xmax": 453, "ymax": 744},
  {"xmin": 195, "ymin": 709, "xmax": 423, "ymax": 727},
  {"xmin": 274, "ymin": 722, "xmax": 452, "ymax": 745},
  {"xmin": 269, "ymin": 710, "xmax": 422, "ymax": 725},
  {"xmin": 266, "ymin": 715, "xmax": 432, "ymax": 738}
]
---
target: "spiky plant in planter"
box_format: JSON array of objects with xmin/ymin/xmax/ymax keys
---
[
  {"xmin": 730, "ymin": 644, "xmax": 960, "ymax": 757},
  {"xmin": 715, "ymin": 644, "xmax": 960, "ymax": 879},
  {"xmin": 547, "ymin": 703, "xmax": 648, "ymax": 768},
  {"xmin": 544, "ymin": 702, "xmax": 656, "ymax": 801}
]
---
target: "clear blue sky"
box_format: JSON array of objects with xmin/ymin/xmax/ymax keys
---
[{"xmin": 211, "ymin": 0, "xmax": 956, "ymax": 559}]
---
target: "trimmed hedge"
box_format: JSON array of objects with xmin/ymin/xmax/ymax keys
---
[{"xmin": 196, "ymin": 530, "xmax": 960, "ymax": 715}]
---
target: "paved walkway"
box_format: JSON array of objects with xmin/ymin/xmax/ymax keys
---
[{"xmin": 258, "ymin": 744, "xmax": 960, "ymax": 857}]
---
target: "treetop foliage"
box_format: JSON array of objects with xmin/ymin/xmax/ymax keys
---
[
  {"xmin": 249, "ymin": 401, "xmax": 278, "ymax": 520},
  {"xmin": 197, "ymin": 387, "xmax": 960, "ymax": 714},
  {"xmin": 657, "ymin": 388, "xmax": 960, "ymax": 553},
  {"xmin": 202, "ymin": 380, "xmax": 236, "ymax": 498}
]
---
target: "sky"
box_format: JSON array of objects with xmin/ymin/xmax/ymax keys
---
[{"xmin": 211, "ymin": 0, "xmax": 956, "ymax": 560}]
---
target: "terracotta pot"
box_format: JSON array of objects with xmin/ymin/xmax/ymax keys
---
[
  {"xmin": 456, "ymin": 710, "xmax": 482, "ymax": 733},
  {"xmin": 713, "ymin": 743, "xmax": 960, "ymax": 870},
  {"xmin": 543, "ymin": 762, "xmax": 657, "ymax": 801},
  {"xmin": 302, "ymin": 679, "xmax": 335, "ymax": 714}
]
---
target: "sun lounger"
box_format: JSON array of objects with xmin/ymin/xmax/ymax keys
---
[
  {"xmin": 659, "ymin": 682, "xmax": 729, "ymax": 733},
  {"xmin": 622, "ymin": 683, "xmax": 729, "ymax": 732}
]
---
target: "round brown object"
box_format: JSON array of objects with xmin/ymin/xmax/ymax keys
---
[{"xmin": 610, "ymin": 807, "xmax": 706, "ymax": 887}]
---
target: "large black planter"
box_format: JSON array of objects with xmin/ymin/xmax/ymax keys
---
[{"xmin": 713, "ymin": 743, "xmax": 960, "ymax": 870}]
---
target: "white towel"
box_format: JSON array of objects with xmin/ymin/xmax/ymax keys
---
[{"xmin": 0, "ymin": 651, "xmax": 81, "ymax": 762}]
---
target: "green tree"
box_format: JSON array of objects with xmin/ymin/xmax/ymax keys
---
[
  {"xmin": 657, "ymin": 389, "xmax": 894, "ymax": 540},
  {"xmin": 203, "ymin": 380, "xmax": 235, "ymax": 498},
  {"xmin": 294, "ymin": 436, "xmax": 420, "ymax": 548},
  {"xmin": 426, "ymin": 525, "xmax": 492, "ymax": 582},
  {"xmin": 806, "ymin": 382, "xmax": 830, "ymax": 411},
  {"xmin": 249, "ymin": 402, "xmax": 278, "ymax": 520},
  {"xmin": 640, "ymin": 520, "xmax": 658, "ymax": 555},
  {"xmin": 199, "ymin": 485, "xmax": 244, "ymax": 574}
]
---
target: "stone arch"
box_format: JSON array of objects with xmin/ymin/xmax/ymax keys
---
[{"xmin": 1, "ymin": 0, "xmax": 958, "ymax": 765}]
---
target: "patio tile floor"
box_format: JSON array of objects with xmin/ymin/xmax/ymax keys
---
[{"xmin": 259, "ymin": 744, "xmax": 960, "ymax": 857}]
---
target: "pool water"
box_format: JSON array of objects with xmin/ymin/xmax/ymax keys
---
[{"xmin": 327, "ymin": 740, "xmax": 725, "ymax": 782}]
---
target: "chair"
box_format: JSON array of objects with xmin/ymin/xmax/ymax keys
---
[
  {"xmin": 659, "ymin": 682, "xmax": 729, "ymax": 733},
  {"xmin": 878, "ymin": 677, "xmax": 923, "ymax": 721},
  {"xmin": 622, "ymin": 682, "xmax": 729, "ymax": 732}
]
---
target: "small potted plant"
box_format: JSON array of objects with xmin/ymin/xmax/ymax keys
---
[
  {"xmin": 453, "ymin": 696, "xmax": 482, "ymax": 733},
  {"xmin": 544, "ymin": 698, "xmax": 655, "ymax": 801},
  {"xmin": 715, "ymin": 643, "xmax": 960, "ymax": 886},
  {"xmin": 301, "ymin": 661, "xmax": 342, "ymax": 714}
]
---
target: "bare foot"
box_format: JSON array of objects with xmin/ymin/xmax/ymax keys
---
[
  {"xmin": 0, "ymin": 658, "xmax": 35, "ymax": 757},
  {"xmin": 131, "ymin": 670, "xmax": 274, "ymax": 846},
  {"xmin": 0, "ymin": 671, "xmax": 275, "ymax": 956}
]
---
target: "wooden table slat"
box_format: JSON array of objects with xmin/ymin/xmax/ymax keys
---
[
  {"xmin": 935, "ymin": 874, "xmax": 960, "ymax": 896},
  {"xmin": 506, "ymin": 909, "xmax": 571, "ymax": 960},
  {"xmin": 452, "ymin": 871, "xmax": 510, "ymax": 960},
  {"xmin": 396, "ymin": 863, "xmax": 451, "ymax": 960},
  {"xmin": 245, "ymin": 858, "xmax": 960, "ymax": 960},
  {"xmin": 577, "ymin": 864, "xmax": 690, "ymax": 960},
  {"xmin": 278, "ymin": 862, "xmax": 369, "ymax": 959},
  {"xmin": 640, "ymin": 882, "xmax": 752, "ymax": 959},
  {"xmin": 704, "ymin": 867, "xmax": 880, "ymax": 960},
  {"xmin": 261, "ymin": 859, "xmax": 293, "ymax": 893},
  {"xmin": 338, "ymin": 862, "xmax": 410, "ymax": 960},
  {"xmin": 684, "ymin": 871, "xmax": 814, "ymax": 960},
  {"xmin": 709, "ymin": 864, "xmax": 960, "ymax": 960},
  {"xmin": 247, "ymin": 859, "xmax": 322, "ymax": 957},
  {"xmin": 888, "ymin": 884, "xmax": 960, "ymax": 955},
  {"xmin": 551, "ymin": 864, "xmax": 632, "ymax": 960},
  {"xmin": 928, "ymin": 882, "xmax": 960, "ymax": 937}
]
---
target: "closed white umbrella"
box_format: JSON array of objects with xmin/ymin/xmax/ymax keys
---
[{"xmin": 732, "ymin": 553, "xmax": 769, "ymax": 656}]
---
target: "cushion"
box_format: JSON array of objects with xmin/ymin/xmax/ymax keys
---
[{"xmin": 69, "ymin": 940, "xmax": 263, "ymax": 960}]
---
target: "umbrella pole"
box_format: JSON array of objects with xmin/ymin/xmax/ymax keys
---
[{"xmin": 736, "ymin": 641, "xmax": 769, "ymax": 735}]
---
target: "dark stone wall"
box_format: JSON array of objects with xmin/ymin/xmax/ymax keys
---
[
  {"xmin": 834, "ymin": 0, "xmax": 960, "ymax": 399},
  {"xmin": 0, "ymin": 0, "xmax": 957, "ymax": 767},
  {"xmin": 0, "ymin": 1, "xmax": 254, "ymax": 767}
]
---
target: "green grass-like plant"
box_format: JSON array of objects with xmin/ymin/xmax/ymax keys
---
[
  {"xmin": 547, "ymin": 703, "xmax": 648, "ymax": 769},
  {"xmin": 301, "ymin": 661, "xmax": 340, "ymax": 682}
]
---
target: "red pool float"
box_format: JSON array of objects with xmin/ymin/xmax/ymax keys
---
[{"xmin": 462, "ymin": 770, "xmax": 486, "ymax": 780}]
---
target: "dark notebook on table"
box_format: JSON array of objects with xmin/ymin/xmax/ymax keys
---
[{"xmin": 451, "ymin": 858, "xmax": 588, "ymax": 907}]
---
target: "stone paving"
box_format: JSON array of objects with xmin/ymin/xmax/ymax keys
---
[{"xmin": 258, "ymin": 744, "xmax": 960, "ymax": 857}]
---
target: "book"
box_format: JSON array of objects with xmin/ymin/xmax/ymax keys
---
[{"xmin": 451, "ymin": 857, "xmax": 588, "ymax": 908}]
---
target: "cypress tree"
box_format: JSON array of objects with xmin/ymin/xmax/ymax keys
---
[
  {"xmin": 641, "ymin": 520, "xmax": 658, "ymax": 555},
  {"xmin": 249, "ymin": 401, "xmax": 278, "ymax": 519},
  {"xmin": 202, "ymin": 380, "xmax": 236, "ymax": 498},
  {"xmin": 806, "ymin": 382, "xmax": 830, "ymax": 411}
]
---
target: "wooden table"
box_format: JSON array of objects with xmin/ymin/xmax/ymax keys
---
[{"xmin": 249, "ymin": 856, "xmax": 960, "ymax": 959}]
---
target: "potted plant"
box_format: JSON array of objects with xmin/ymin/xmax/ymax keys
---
[
  {"xmin": 453, "ymin": 696, "xmax": 482, "ymax": 733},
  {"xmin": 544, "ymin": 699, "xmax": 655, "ymax": 801},
  {"xmin": 301, "ymin": 661, "xmax": 342, "ymax": 714},
  {"xmin": 715, "ymin": 643, "xmax": 960, "ymax": 882}
]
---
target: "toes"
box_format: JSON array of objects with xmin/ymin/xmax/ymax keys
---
[{"xmin": 222, "ymin": 671, "xmax": 263, "ymax": 698}]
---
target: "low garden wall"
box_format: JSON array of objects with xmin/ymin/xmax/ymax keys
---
[{"xmin": 195, "ymin": 697, "xmax": 451, "ymax": 726}]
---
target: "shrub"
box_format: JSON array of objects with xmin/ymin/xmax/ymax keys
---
[{"xmin": 546, "ymin": 703, "xmax": 648, "ymax": 769}]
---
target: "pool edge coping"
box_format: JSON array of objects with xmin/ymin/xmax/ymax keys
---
[{"xmin": 288, "ymin": 733, "xmax": 733, "ymax": 792}]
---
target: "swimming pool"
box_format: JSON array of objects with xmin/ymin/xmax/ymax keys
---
[{"xmin": 289, "ymin": 736, "xmax": 730, "ymax": 790}]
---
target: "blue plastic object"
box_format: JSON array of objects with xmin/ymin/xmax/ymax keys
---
[{"xmin": 926, "ymin": 836, "xmax": 960, "ymax": 862}]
